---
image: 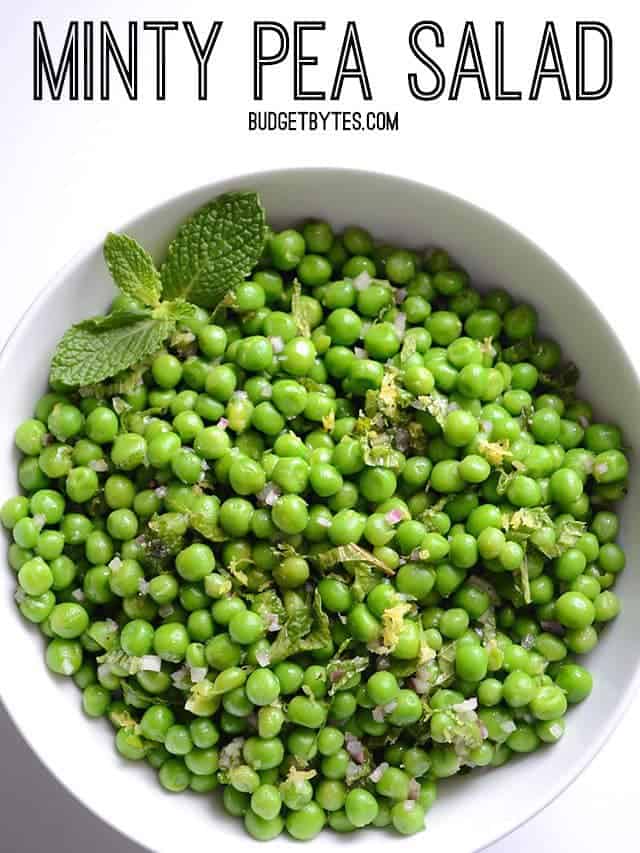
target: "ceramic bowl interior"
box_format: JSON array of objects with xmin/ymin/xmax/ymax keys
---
[{"xmin": 1, "ymin": 169, "xmax": 639, "ymax": 853}]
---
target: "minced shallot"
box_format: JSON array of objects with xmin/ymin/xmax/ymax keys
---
[
  {"xmin": 353, "ymin": 271, "xmax": 372, "ymax": 291},
  {"xmin": 189, "ymin": 667, "xmax": 207, "ymax": 683},
  {"xmin": 368, "ymin": 762, "xmax": 389, "ymax": 783},
  {"xmin": 255, "ymin": 648, "xmax": 271, "ymax": 666},
  {"xmin": 257, "ymin": 482, "xmax": 281, "ymax": 507},
  {"xmin": 393, "ymin": 313, "xmax": 407, "ymax": 337},
  {"xmin": 219, "ymin": 737, "xmax": 245, "ymax": 769},
  {"xmin": 140, "ymin": 655, "xmax": 162, "ymax": 672},
  {"xmin": 264, "ymin": 612, "xmax": 281, "ymax": 632},
  {"xmin": 540, "ymin": 620, "xmax": 564, "ymax": 636},
  {"xmin": 385, "ymin": 508, "xmax": 405, "ymax": 525},
  {"xmin": 408, "ymin": 778, "xmax": 421, "ymax": 800},
  {"xmin": 345, "ymin": 732, "xmax": 366, "ymax": 765}
]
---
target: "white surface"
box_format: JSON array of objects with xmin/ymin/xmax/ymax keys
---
[{"xmin": 1, "ymin": 2, "xmax": 639, "ymax": 852}]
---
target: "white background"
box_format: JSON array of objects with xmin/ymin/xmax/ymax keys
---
[{"xmin": 1, "ymin": 0, "xmax": 639, "ymax": 850}]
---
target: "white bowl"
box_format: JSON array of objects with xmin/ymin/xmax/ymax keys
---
[{"xmin": 1, "ymin": 169, "xmax": 639, "ymax": 853}]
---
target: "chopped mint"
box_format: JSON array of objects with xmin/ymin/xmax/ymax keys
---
[
  {"xmin": 269, "ymin": 591, "xmax": 330, "ymax": 664},
  {"xmin": 185, "ymin": 679, "xmax": 220, "ymax": 716},
  {"xmin": 189, "ymin": 512, "xmax": 228, "ymax": 543},
  {"xmin": 312, "ymin": 543, "xmax": 393, "ymax": 575},
  {"xmin": 97, "ymin": 648, "xmax": 143, "ymax": 676},
  {"xmin": 138, "ymin": 512, "xmax": 188, "ymax": 571},
  {"xmin": 326, "ymin": 656, "xmax": 369, "ymax": 695},
  {"xmin": 553, "ymin": 516, "xmax": 587, "ymax": 554},
  {"xmin": 251, "ymin": 589, "xmax": 286, "ymax": 625},
  {"xmin": 359, "ymin": 431, "xmax": 403, "ymax": 470},
  {"xmin": 400, "ymin": 334, "xmax": 418, "ymax": 363},
  {"xmin": 351, "ymin": 561, "xmax": 381, "ymax": 601},
  {"xmin": 412, "ymin": 392, "xmax": 449, "ymax": 429},
  {"xmin": 539, "ymin": 361, "xmax": 580, "ymax": 401},
  {"xmin": 435, "ymin": 642, "xmax": 457, "ymax": 689},
  {"xmin": 109, "ymin": 705, "xmax": 138, "ymax": 730},
  {"xmin": 121, "ymin": 680, "xmax": 172, "ymax": 709},
  {"xmin": 291, "ymin": 279, "xmax": 311, "ymax": 337}
]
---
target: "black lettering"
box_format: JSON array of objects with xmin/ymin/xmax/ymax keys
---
[
  {"xmin": 449, "ymin": 21, "xmax": 490, "ymax": 100},
  {"xmin": 530, "ymin": 22, "xmax": 570, "ymax": 100},
  {"xmin": 407, "ymin": 21, "xmax": 445, "ymax": 101},
  {"xmin": 183, "ymin": 21, "xmax": 223, "ymax": 101},
  {"xmin": 495, "ymin": 21, "xmax": 522, "ymax": 100},
  {"xmin": 576, "ymin": 22, "xmax": 612, "ymax": 100},
  {"xmin": 143, "ymin": 21, "xmax": 178, "ymax": 100},
  {"xmin": 253, "ymin": 22, "xmax": 289, "ymax": 100},
  {"xmin": 330, "ymin": 22, "xmax": 372, "ymax": 100},
  {"xmin": 33, "ymin": 20, "xmax": 79, "ymax": 100},
  {"xmin": 83, "ymin": 22, "xmax": 94, "ymax": 99},
  {"xmin": 100, "ymin": 21, "xmax": 138, "ymax": 100},
  {"xmin": 293, "ymin": 21, "xmax": 325, "ymax": 100}
]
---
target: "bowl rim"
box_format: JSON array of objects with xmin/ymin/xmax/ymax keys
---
[{"xmin": 1, "ymin": 166, "xmax": 640, "ymax": 853}]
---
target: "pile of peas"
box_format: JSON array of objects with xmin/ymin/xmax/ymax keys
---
[{"xmin": 1, "ymin": 216, "xmax": 629, "ymax": 841}]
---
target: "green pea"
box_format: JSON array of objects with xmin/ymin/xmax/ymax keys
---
[
  {"xmin": 286, "ymin": 802, "xmax": 326, "ymax": 840},
  {"xmin": 344, "ymin": 788, "xmax": 378, "ymax": 827},
  {"xmin": 391, "ymin": 800, "xmax": 426, "ymax": 836}
]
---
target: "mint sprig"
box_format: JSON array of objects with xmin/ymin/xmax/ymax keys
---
[{"xmin": 49, "ymin": 192, "xmax": 267, "ymax": 387}]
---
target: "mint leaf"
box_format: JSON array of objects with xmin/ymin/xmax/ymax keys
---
[
  {"xmin": 430, "ymin": 701, "xmax": 484, "ymax": 760},
  {"xmin": 121, "ymin": 680, "xmax": 174, "ymax": 709},
  {"xmin": 326, "ymin": 656, "xmax": 368, "ymax": 695},
  {"xmin": 109, "ymin": 705, "xmax": 137, "ymax": 730},
  {"xmin": 97, "ymin": 649, "xmax": 143, "ymax": 676},
  {"xmin": 268, "ymin": 607, "xmax": 313, "ymax": 665},
  {"xmin": 539, "ymin": 361, "xmax": 580, "ymax": 400},
  {"xmin": 312, "ymin": 543, "xmax": 394, "ymax": 576},
  {"xmin": 87, "ymin": 619, "xmax": 119, "ymax": 651},
  {"xmin": 554, "ymin": 517, "xmax": 586, "ymax": 553},
  {"xmin": 519, "ymin": 552, "xmax": 532, "ymax": 604},
  {"xmin": 75, "ymin": 310, "xmax": 151, "ymax": 331},
  {"xmin": 104, "ymin": 233, "xmax": 162, "ymax": 307},
  {"xmin": 303, "ymin": 590, "xmax": 332, "ymax": 651},
  {"xmin": 435, "ymin": 642, "xmax": 458, "ymax": 689},
  {"xmin": 252, "ymin": 590, "xmax": 286, "ymax": 625},
  {"xmin": 185, "ymin": 680, "xmax": 220, "ymax": 717},
  {"xmin": 400, "ymin": 334, "xmax": 417, "ymax": 364},
  {"xmin": 351, "ymin": 562, "xmax": 380, "ymax": 601},
  {"xmin": 189, "ymin": 513, "xmax": 228, "ymax": 543},
  {"xmin": 345, "ymin": 750, "xmax": 373, "ymax": 786},
  {"xmin": 269, "ymin": 591, "xmax": 330, "ymax": 664},
  {"xmin": 161, "ymin": 192, "xmax": 267, "ymax": 308},
  {"xmin": 291, "ymin": 280, "xmax": 311, "ymax": 337},
  {"xmin": 161, "ymin": 299, "xmax": 201, "ymax": 324},
  {"xmin": 49, "ymin": 312, "xmax": 172, "ymax": 387},
  {"xmin": 138, "ymin": 512, "xmax": 188, "ymax": 571}
]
